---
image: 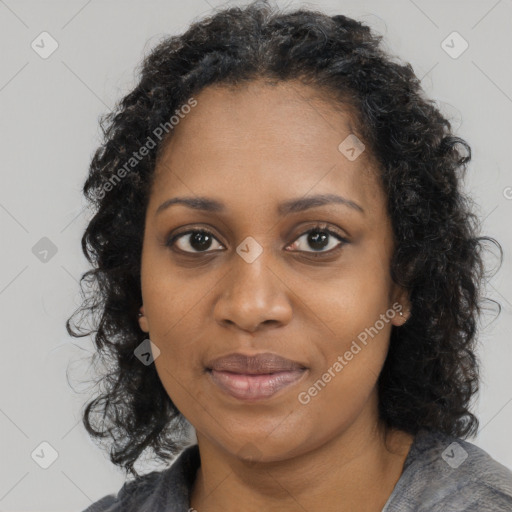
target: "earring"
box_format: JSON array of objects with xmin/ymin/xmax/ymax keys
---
[
  {"xmin": 399, "ymin": 310, "xmax": 409, "ymax": 324},
  {"xmin": 138, "ymin": 312, "xmax": 143, "ymax": 317}
]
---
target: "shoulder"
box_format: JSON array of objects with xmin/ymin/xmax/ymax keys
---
[
  {"xmin": 82, "ymin": 444, "xmax": 200, "ymax": 512},
  {"xmin": 81, "ymin": 469, "xmax": 166, "ymax": 512},
  {"xmin": 384, "ymin": 429, "xmax": 512, "ymax": 512},
  {"xmin": 81, "ymin": 493, "xmax": 118, "ymax": 512}
]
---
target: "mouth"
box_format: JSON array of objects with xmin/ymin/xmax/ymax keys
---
[
  {"xmin": 207, "ymin": 368, "xmax": 308, "ymax": 401},
  {"xmin": 205, "ymin": 352, "xmax": 308, "ymax": 401},
  {"xmin": 206, "ymin": 351, "xmax": 307, "ymax": 373}
]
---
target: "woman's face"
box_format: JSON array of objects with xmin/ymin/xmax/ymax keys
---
[{"xmin": 139, "ymin": 79, "xmax": 409, "ymax": 462}]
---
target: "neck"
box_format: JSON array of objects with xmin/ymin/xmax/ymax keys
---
[{"xmin": 189, "ymin": 399, "xmax": 414, "ymax": 512}]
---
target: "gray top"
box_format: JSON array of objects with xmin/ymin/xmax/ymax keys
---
[{"xmin": 83, "ymin": 429, "xmax": 512, "ymax": 511}]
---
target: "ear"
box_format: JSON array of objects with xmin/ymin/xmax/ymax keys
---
[
  {"xmin": 138, "ymin": 306, "xmax": 149, "ymax": 333},
  {"xmin": 389, "ymin": 286, "xmax": 411, "ymax": 327}
]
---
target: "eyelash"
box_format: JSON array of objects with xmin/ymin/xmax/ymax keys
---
[{"xmin": 165, "ymin": 223, "xmax": 349, "ymax": 257}]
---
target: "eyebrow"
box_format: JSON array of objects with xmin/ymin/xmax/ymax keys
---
[{"xmin": 155, "ymin": 193, "xmax": 365, "ymax": 217}]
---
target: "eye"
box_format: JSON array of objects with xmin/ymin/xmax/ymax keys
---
[
  {"xmin": 167, "ymin": 229, "xmax": 224, "ymax": 254},
  {"xmin": 166, "ymin": 223, "xmax": 348, "ymax": 256},
  {"xmin": 286, "ymin": 224, "xmax": 348, "ymax": 255}
]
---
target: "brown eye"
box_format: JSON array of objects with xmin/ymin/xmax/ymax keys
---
[
  {"xmin": 167, "ymin": 229, "xmax": 224, "ymax": 253},
  {"xmin": 166, "ymin": 224, "xmax": 348, "ymax": 257},
  {"xmin": 287, "ymin": 226, "xmax": 348, "ymax": 255}
]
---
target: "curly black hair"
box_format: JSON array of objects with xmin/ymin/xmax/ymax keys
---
[{"xmin": 66, "ymin": 0, "xmax": 502, "ymax": 477}]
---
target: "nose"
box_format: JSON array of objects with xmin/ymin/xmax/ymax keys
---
[{"xmin": 213, "ymin": 251, "xmax": 293, "ymax": 334}]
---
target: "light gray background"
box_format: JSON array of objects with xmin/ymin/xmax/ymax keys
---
[{"xmin": 1, "ymin": 0, "xmax": 511, "ymax": 510}]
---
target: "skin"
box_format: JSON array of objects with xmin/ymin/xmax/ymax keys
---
[{"xmin": 138, "ymin": 79, "xmax": 414, "ymax": 512}]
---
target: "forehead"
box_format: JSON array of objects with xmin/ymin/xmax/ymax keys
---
[{"xmin": 151, "ymin": 79, "xmax": 384, "ymax": 217}]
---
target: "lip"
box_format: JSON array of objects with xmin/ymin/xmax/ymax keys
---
[
  {"xmin": 205, "ymin": 352, "xmax": 308, "ymax": 401},
  {"xmin": 208, "ymin": 368, "xmax": 308, "ymax": 401},
  {"xmin": 206, "ymin": 352, "xmax": 307, "ymax": 374}
]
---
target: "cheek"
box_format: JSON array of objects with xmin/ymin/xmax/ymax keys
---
[
  {"xmin": 152, "ymin": 336, "xmax": 207, "ymax": 423},
  {"xmin": 141, "ymin": 262, "xmax": 207, "ymax": 343},
  {"xmin": 296, "ymin": 250, "xmax": 394, "ymax": 397},
  {"xmin": 291, "ymin": 357, "xmax": 383, "ymax": 448},
  {"xmin": 294, "ymin": 313, "xmax": 392, "ymax": 442},
  {"xmin": 302, "ymin": 258, "xmax": 393, "ymax": 346},
  {"xmin": 142, "ymin": 282, "xmax": 210, "ymax": 403}
]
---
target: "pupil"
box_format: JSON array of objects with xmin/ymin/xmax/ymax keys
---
[
  {"xmin": 309, "ymin": 230, "xmax": 328, "ymax": 250},
  {"xmin": 191, "ymin": 231, "xmax": 212, "ymax": 251}
]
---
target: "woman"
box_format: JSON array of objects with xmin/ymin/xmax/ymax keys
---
[{"xmin": 68, "ymin": 1, "xmax": 512, "ymax": 510}]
